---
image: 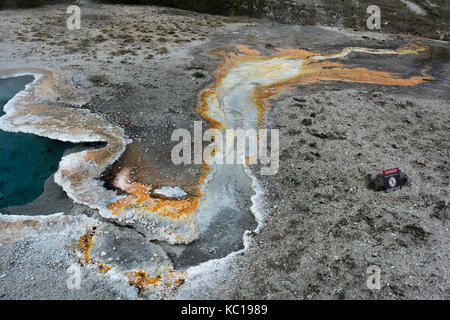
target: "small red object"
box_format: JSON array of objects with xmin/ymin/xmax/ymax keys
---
[{"xmin": 383, "ymin": 168, "xmax": 399, "ymax": 176}]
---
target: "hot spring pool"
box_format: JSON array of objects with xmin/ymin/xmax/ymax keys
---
[{"xmin": 0, "ymin": 75, "xmax": 75, "ymax": 209}]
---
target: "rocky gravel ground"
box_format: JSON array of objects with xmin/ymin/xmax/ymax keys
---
[{"xmin": 211, "ymin": 85, "xmax": 449, "ymax": 299}]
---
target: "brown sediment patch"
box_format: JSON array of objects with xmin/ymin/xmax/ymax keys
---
[
  {"xmin": 0, "ymin": 220, "xmax": 41, "ymax": 245},
  {"xmin": 0, "ymin": 215, "xmax": 79, "ymax": 245},
  {"xmin": 103, "ymin": 141, "xmax": 201, "ymax": 196},
  {"xmin": 84, "ymin": 147, "xmax": 113, "ymax": 164}
]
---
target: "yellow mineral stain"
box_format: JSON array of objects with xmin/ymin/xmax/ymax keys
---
[
  {"xmin": 197, "ymin": 89, "xmax": 226, "ymax": 130},
  {"xmin": 97, "ymin": 263, "xmax": 112, "ymax": 274},
  {"xmin": 127, "ymin": 270, "xmax": 161, "ymax": 290},
  {"xmin": 273, "ymin": 47, "xmax": 320, "ymax": 59},
  {"xmin": 76, "ymin": 228, "xmax": 182, "ymax": 289},
  {"xmin": 236, "ymin": 45, "xmax": 261, "ymax": 56},
  {"xmin": 253, "ymin": 59, "xmax": 433, "ymax": 109},
  {"xmin": 142, "ymin": 197, "xmax": 199, "ymax": 219},
  {"xmin": 77, "ymin": 230, "xmax": 94, "ymax": 265},
  {"xmin": 107, "ymin": 167, "xmax": 199, "ymax": 219},
  {"xmin": 76, "ymin": 230, "xmax": 117, "ymax": 279},
  {"xmin": 126, "ymin": 270, "xmax": 187, "ymax": 291},
  {"xmin": 395, "ymin": 45, "xmax": 429, "ymax": 54},
  {"xmin": 77, "ymin": 228, "xmax": 114, "ymax": 275}
]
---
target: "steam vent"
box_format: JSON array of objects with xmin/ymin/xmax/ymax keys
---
[{"xmin": 0, "ymin": 1, "xmax": 448, "ymax": 300}]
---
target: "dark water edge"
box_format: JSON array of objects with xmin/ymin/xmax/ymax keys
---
[{"xmin": 0, "ymin": 75, "xmax": 75, "ymax": 210}]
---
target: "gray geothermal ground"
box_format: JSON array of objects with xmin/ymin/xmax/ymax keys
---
[{"xmin": 0, "ymin": 4, "xmax": 449, "ymax": 299}]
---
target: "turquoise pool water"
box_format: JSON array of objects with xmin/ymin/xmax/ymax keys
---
[{"xmin": 0, "ymin": 75, "xmax": 75, "ymax": 209}]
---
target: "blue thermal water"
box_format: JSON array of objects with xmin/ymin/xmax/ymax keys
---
[{"xmin": 0, "ymin": 75, "xmax": 75, "ymax": 209}]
